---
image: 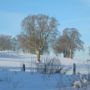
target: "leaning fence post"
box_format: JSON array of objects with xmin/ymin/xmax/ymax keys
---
[
  {"xmin": 22, "ymin": 64, "xmax": 25, "ymax": 72},
  {"xmin": 73, "ymin": 63, "xmax": 76, "ymax": 75}
]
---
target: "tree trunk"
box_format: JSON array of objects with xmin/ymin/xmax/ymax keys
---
[
  {"xmin": 37, "ymin": 53, "xmax": 40, "ymax": 62},
  {"xmin": 69, "ymin": 49, "xmax": 72, "ymax": 58},
  {"xmin": 36, "ymin": 50, "xmax": 41, "ymax": 62},
  {"xmin": 63, "ymin": 49, "xmax": 69, "ymax": 58},
  {"xmin": 63, "ymin": 49, "xmax": 67, "ymax": 57},
  {"xmin": 69, "ymin": 49, "xmax": 73, "ymax": 59}
]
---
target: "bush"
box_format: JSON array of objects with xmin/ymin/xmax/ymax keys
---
[
  {"xmin": 72, "ymin": 74, "xmax": 89, "ymax": 88},
  {"xmin": 36, "ymin": 57, "xmax": 70, "ymax": 74}
]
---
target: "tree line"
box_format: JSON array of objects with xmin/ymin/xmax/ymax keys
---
[
  {"xmin": 0, "ymin": 14, "xmax": 84, "ymax": 62},
  {"xmin": 0, "ymin": 35, "xmax": 18, "ymax": 51}
]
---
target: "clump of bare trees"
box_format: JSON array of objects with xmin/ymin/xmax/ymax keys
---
[
  {"xmin": 0, "ymin": 14, "xmax": 84, "ymax": 61},
  {"xmin": 0, "ymin": 13, "xmax": 85, "ymax": 62},
  {"xmin": 17, "ymin": 14, "xmax": 84, "ymax": 61},
  {"xmin": 0, "ymin": 35, "xmax": 19, "ymax": 51},
  {"xmin": 11, "ymin": 37, "xmax": 19, "ymax": 51},
  {"xmin": 18, "ymin": 14, "xmax": 59, "ymax": 62},
  {"xmin": 0, "ymin": 35, "xmax": 12, "ymax": 51},
  {"xmin": 54, "ymin": 28, "xmax": 84, "ymax": 58}
]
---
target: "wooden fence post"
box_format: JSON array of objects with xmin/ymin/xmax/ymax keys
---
[
  {"xmin": 22, "ymin": 64, "xmax": 25, "ymax": 72},
  {"xmin": 73, "ymin": 63, "xmax": 76, "ymax": 75}
]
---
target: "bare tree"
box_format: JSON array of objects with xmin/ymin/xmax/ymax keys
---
[
  {"xmin": 0, "ymin": 35, "xmax": 13, "ymax": 51},
  {"xmin": 11, "ymin": 37, "xmax": 20, "ymax": 51},
  {"xmin": 18, "ymin": 14, "xmax": 59, "ymax": 62},
  {"xmin": 54, "ymin": 28, "xmax": 84, "ymax": 58}
]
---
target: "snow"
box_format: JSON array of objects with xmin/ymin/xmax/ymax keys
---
[
  {"xmin": 0, "ymin": 51, "xmax": 89, "ymax": 74},
  {"xmin": 0, "ymin": 71, "xmax": 80, "ymax": 90},
  {"xmin": 0, "ymin": 51, "xmax": 90, "ymax": 90}
]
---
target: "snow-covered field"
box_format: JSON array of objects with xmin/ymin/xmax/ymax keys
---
[
  {"xmin": 0, "ymin": 71, "xmax": 80, "ymax": 90},
  {"xmin": 0, "ymin": 51, "xmax": 90, "ymax": 90},
  {"xmin": 0, "ymin": 71, "xmax": 90, "ymax": 90},
  {"xmin": 0, "ymin": 51, "xmax": 89, "ymax": 74}
]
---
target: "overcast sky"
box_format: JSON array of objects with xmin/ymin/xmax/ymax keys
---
[{"xmin": 0, "ymin": 0, "xmax": 90, "ymax": 59}]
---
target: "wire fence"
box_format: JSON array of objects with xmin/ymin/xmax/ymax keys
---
[
  {"xmin": 0, "ymin": 59, "xmax": 90, "ymax": 75},
  {"xmin": 0, "ymin": 55, "xmax": 90, "ymax": 74}
]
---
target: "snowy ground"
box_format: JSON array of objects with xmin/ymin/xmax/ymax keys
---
[
  {"xmin": 0, "ymin": 51, "xmax": 90, "ymax": 74},
  {"xmin": 0, "ymin": 71, "xmax": 90, "ymax": 90},
  {"xmin": 0, "ymin": 51, "xmax": 90, "ymax": 90},
  {"xmin": 0, "ymin": 71, "xmax": 80, "ymax": 90}
]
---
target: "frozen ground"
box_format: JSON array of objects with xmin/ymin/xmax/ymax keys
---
[
  {"xmin": 0, "ymin": 51, "xmax": 89, "ymax": 74},
  {"xmin": 0, "ymin": 51, "xmax": 90, "ymax": 90},
  {"xmin": 0, "ymin": 71, "xmax": 80, "ymax": 90},
  {"xmin": 1, "ymin": 70, "xmax": 90, "ymax": 90}
]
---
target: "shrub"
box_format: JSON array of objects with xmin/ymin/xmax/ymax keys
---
[
  {"xmin": 36, "ymin": 57, "xmax": 70, "ymax": 74},
  {"xmin": 72, "ymin": 74, "xmax": 89, "ymax": 88}
]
